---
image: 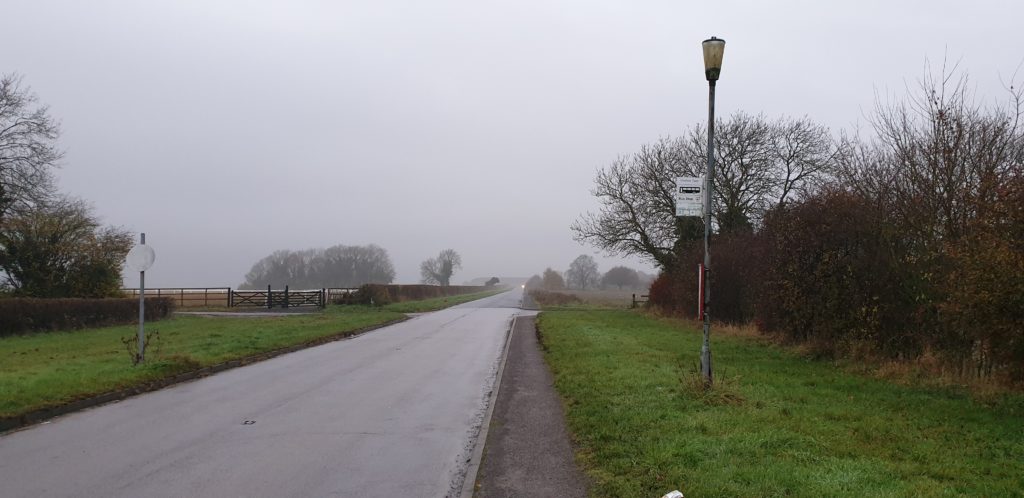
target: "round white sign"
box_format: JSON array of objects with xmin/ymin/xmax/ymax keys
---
[{"xmin": 125, "ymin": 244, "xmax": 156, "ymax": 272}]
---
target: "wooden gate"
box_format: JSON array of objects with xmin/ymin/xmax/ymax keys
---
[{"xmin": 230, "ymin": 286, "xmax": 325, "ymax": 309}]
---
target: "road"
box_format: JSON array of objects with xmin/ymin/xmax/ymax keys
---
[{"xmin": 0, "ymin": 289, "xmax": 524, "ymax": 498}]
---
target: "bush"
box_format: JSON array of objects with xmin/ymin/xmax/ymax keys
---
[
  {"xmin": 756, "ymin": 191, "xmax": 923, "ymax": 358},
  {"xmin": 942, "ymin": 232, "xmax": 1024, "ymax": 381},
  {"xmin": 354, "ymin": 284, "xmax": 393, "ymax": 306},
  {"xmin": 938, "ymin": 176, "xmax": 1024, "ymax": 381},
  {"xmin": 0, "ymin": 297, "xmax": 175, "ymax": 337},
  {"xmin": 648, "ymin": 233, "xmax": 763, "ymax": 324},
  {"xmin": 646, "ymin": 271, "xmax": 678, "ymax": 313}
]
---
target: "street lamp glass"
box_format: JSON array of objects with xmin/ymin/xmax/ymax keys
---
[{"xmin": 702, "ymin": 37, "xmax": 725, "ymax": 81}]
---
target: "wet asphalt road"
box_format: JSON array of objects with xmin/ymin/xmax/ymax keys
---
[{"xmin": 0, "ymin": 290, "xmax": 524, "ymax": 498}]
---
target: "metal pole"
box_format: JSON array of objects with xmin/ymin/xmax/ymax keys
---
[
  {"xmin": 701, "ymin": 81, "xmax": 716, "ymax": 386},
  {"xmin": 138, "ymin": 233, "xmax": 146, "ymax": 362}
]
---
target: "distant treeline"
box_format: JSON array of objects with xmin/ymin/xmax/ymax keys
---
[{"xmin": 240, "ymin": 244, "xmax": 395, "ymax": 289}]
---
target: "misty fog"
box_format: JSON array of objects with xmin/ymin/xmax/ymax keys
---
[{"xmin": 2, "ymin": 0, "xmax": 1019, "ymax": 287}]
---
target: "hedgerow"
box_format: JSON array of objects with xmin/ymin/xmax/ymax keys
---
[{"xmin": 0, "ymin": 297, "xmax": 175, "ymax": 337}]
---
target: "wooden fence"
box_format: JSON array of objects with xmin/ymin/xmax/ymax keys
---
[
  {"xmin": 121, "ymin": 288, "xmax": 231, "ymax": 308},
  {"xmin": 120, "ymin": 287, "xmax": 345, "ymax": 309},
  {"xmin": 631, "ymin": 293, "xmax": 649, "ymax": 308}
]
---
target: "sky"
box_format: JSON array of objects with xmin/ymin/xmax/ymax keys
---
[{"xmin": 2, "ymin": 0, "xmax": 1021, "ymax": 287}]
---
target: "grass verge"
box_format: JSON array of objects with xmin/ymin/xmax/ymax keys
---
[
  {"xmin": 538, "ymin": 310, "xmax": 1024, "ymax": 497},
  {"xmin": 0, "ymin": 290, "xmax": 503, "ymax": 422}
]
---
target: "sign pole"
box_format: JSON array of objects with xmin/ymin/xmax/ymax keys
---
[
  {"xmin": 138, "ymin": 233, "xmax": 146, "ymax": 362},
  {"xmin": 125, "ymin": 233, "xmax": 156, "ymax": 364}
]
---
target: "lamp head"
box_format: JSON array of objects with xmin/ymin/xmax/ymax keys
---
[{"xmin": 702, "ymin": 37, "xmax": 725, "ymax": 81}]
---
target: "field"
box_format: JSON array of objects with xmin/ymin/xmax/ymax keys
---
[
  {"xmin": 0, "ymin": 289, "xmax": 504, "ymax": 424},
  {"xmin": 528, "ymin": 288, "xmax": 646, "ymax": 309},
  {"xmin": 538, "ymin": 310, "xmax": 1024, "ymax": 497}
]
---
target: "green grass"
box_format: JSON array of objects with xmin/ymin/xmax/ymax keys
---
[
  {"xmin": 0, "ymin": 291, "xmax": 501, "ymax": 421},
  {"xmin": 538, "ymin": 310, "xmax": 1024, "ymax": 498}
]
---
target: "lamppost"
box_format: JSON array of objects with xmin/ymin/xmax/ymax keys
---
[{"xmin": 700, "ymin": 36, "xmax": 725, "ymax": 386}]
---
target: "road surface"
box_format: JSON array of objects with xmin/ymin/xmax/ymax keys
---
[{"xmin": 0, "ymin": 290, "xmax": 524, "ymax": 498}]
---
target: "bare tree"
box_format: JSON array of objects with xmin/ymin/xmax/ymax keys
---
[
  {"xmin": 688, "ymin": 112, "xmax": 775, "ymax": 233},
  {"xmin": 565, "ymin": 254, "xmax": 600, "ymax": 290},
  {"xmin": 770, "ymin": 116, "xmax": 838, "ymax": 207},
  {"xmin": 684, "ymin": 112, "xmax": 837, "ymax": 231},
  {"xmin": 571, "ymin": 137, "xmax": 703, "ymax": 271},
  {"xmin": 574, "ymin": 114, "xmax": 835, "ymax": 269},
  {"xmin": 0, "ymin": 74, "xmax": 61, "ymax": 220},
  {"xmin": 866, "ymin": 61, "xmax": 1023, "ymax": 247},
  {"xmin": 420, "ymin": 248, "xmax": 462, "ymax": 286}
]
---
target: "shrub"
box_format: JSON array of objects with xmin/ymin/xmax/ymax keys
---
[
  {"xmin": 756, "ymin": 191, "xmax": 923, "ymax": 358},
  {"xmin": 647, "ymin": 270, "xmax": 684, "ymax": 315},
  {"xmin": 0, "ymin": 297, "xmax": 175, "ymax": 337},
  {"xmin": 938, "ymin": 176, "xmax": 1024, "ymax": 381},
  {"xmin": 648, "ymin": 233, "xmax": 763, "ymax": 324}
]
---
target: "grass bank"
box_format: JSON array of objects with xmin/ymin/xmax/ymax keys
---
[
  {"xmin": 538, "ymin": 310, "xmax": 1024, "ymax": 497},
  {"xmin": 0, "ymin": 291, "xmax": 504, "ymax": 421}
]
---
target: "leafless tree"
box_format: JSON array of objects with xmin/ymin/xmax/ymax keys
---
[
  {"xmin": 420, "ymin": 248, "xmax": 462, "ymax": 286},
  {"xmin": 574, "ymin": 114, "xmax": 836, "ymax": 269},
  {"xmin": 770, "ymin": 116, "xmax": 838, "ymax": 207},
  {"xmin": 685, "ymin": 112, "xmax": 838, "ymax": 232},
  {"xmin": 839, "ymin": 60, "xmax": 1024, "ymax": 248},
  {"xmin": 688, "ymin": 112, "xmax": 774, "ymax": 233},
  {"xmin": 565, "ymin": 254, "xmax": 600, "ymax": 290},
  {"xmin": 571, "ymin": 137, "xmax": 702, "ymax": 270},
  {"xmin": 0, "ymin": 74, "xmax": 61, "ymax": 220}
]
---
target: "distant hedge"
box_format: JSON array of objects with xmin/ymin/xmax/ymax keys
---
[
  {"xmin": 0, "ymin": 297, "xmax": 176, "ymax": 337},
  {"xmin": 335, "ymin": 284, "xmax": 487, "ymax": 305}
]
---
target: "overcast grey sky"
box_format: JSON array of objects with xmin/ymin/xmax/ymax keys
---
[{"xmin": 2, "ymin": 0, "xmax": 1021, "ymax": 287}]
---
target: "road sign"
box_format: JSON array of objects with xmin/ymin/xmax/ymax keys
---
[
  {"xmin": 125, "ymin": 244, "xmax": 156, "ymax": 272},
  {"xmin": 675, "ymin": 176, "xmax": 704, "ymax": 217},
  {"xmin": 126, "ymin": 234, "xmax": 155, "ymax": 363}
]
